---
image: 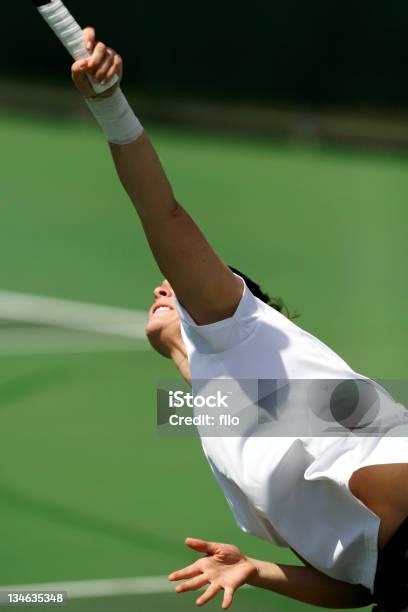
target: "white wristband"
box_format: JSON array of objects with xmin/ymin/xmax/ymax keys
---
[{"xmin": 85, "ymin": 89, "xmax": 144, "ymax": 145}]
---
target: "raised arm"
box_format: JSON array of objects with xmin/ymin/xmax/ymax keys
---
[{"xmin": 71, "ymin": 28, "xmax": 242, "ymax": 325}]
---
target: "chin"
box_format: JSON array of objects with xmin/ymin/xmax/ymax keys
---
[
  {"xmin": 145, "ymin": 309, "xmax": 181, "ymax": 359},
  {"xmin": 145, "ymin": 324, "xmax": 171, "ymax": 358},
  {"xmin": 146, "ymin": 332, "xmax": 172, "ymax": 358}
]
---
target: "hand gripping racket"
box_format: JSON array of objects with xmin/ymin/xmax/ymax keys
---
[{"xmin": 32, "ymin": 0, "xmax": 119, "ymax": 94}]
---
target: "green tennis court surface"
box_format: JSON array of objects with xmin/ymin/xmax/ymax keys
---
[{"xmin": 1, "ymin": 111, "xmax": 407, "ymax": 610}]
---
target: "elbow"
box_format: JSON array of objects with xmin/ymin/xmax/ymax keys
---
[
  {"xmin": 170, "ymin": 199, "xmax": 186, "ymax": 218},
  {"xmin": 331, "ymin": 588, "xmax": 374, "ymax": 609}
]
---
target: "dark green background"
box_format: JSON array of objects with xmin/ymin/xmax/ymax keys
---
[{"xmin": 9, "ymin": 1, "xmax": 408, "ymax": 108}]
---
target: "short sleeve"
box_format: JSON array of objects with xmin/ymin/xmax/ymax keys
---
[{"xmin": 174, "ymin": 275, "xmax": 262, "ymax": 354}]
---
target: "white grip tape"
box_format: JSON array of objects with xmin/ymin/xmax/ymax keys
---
[
  {"xmin": 37, "ymin": 0, "xmax": 119, "ymax": 94},
  {"xmin": 85, "ymin": 89, "xmax": 144, "ymax": 145}
]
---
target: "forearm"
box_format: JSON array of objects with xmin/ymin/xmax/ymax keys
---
[
  {"xmin": 109, "ymin": 134, "xmax": 175, "ymax": 220},
  {"xmin": 247, "ymin": 559, "xmax": 373, "ymax": 609}
]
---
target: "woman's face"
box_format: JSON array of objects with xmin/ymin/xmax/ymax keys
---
[{"xmin": 145, "ymin": 280, "xmax": 182, "ymax": 358}]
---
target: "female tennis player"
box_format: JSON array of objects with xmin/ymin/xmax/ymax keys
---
[{"xmin": 70, "ymin": 29, "xmax": 408, "ymax": 611}]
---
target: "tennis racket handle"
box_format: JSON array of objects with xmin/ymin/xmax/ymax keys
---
[{"xmin": 37, "ymin": 0, "xmax": 119, "ymax": 94}]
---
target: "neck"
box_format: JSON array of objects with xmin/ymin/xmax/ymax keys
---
[{"xmin": 169, "ymin": 340, "xmax": 191, "ymax": 384}]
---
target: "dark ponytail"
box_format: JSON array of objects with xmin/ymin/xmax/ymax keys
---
[{"xmin": 229, "ymin": 266, "xmax": 300, "ymax": 321}]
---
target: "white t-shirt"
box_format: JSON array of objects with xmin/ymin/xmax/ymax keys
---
[{"xmin": 175, "ymin": 277, "xmax": 408, "ymax": 592}]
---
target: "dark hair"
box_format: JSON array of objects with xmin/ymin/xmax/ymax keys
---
[{"xmin": 229, "ymin": 266, "xmax": 299, "ymax": 321}]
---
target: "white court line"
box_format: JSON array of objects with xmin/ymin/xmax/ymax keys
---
[
  {"xmin": 0, "ymin": 327, "xmax": 148, "ymax": 356},
  {"xmin": 0, "ymin": 576, "xmax": 251, "ymax": 599},
  {"xmin": 0, "ymin": 290, "xmax": 150, "ymax": 355},
  {"xmin": 0, "ymin": 291, "xmax": 147, "ymax": 338},
  {"xmin": 0, "ymin": 341, "xmax": 148, "ymax": 356},
  {"xmin": 0, "ymin": 576, "xmax": 174, "ymax": 599}
]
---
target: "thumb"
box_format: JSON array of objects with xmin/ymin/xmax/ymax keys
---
[
  {"xmin": 185, "ymin": 537, "xmax": 218, "ymax": 555},
  {"xmin": 71, "ymin": 59, "xmax": 93, "ymax": 97}
]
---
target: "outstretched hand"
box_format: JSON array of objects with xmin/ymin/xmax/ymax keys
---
[{"xmin": 169, "ymin": 538, "xmax": 257, "ymax": 609}]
